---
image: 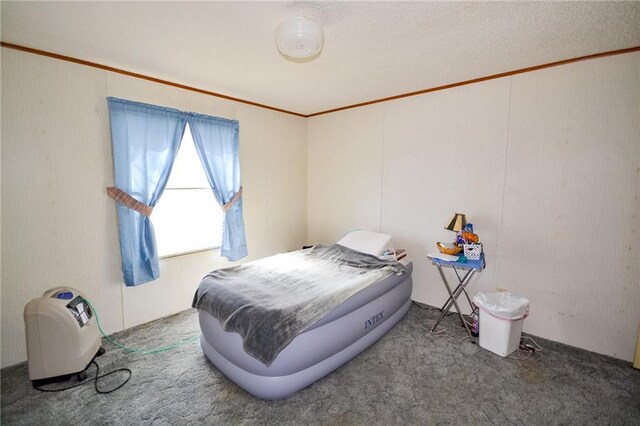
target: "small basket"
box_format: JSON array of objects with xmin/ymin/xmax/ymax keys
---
[
  {"xmin": 436, "ymin": 242, "xmax": 462, "ymax": 255},
  {"xmin": 463, "ymin": 243, "xmax": 482, "ymax": 260}
]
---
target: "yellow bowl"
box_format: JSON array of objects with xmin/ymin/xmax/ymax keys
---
[{"xmin": 437, "ymin": 242, "xmax": 462, "ymax": 255}]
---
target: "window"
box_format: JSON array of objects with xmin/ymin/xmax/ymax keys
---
[
  {"xmin": 152, "ymin": 124, "xmax": 223, "ymax": 258},
  {"xmin": 107, "ymin": 97, "xmax": 246, "ymax": 286}
]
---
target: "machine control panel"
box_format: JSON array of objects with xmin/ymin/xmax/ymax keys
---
[{"xmin": 65, "ymin": 297, "xmax": 93, "ymax": 327}]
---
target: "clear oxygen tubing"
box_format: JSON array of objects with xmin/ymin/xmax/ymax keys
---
[{"xmin": 83, "ymin": 297, "xmax": 200, "ymax": 355}]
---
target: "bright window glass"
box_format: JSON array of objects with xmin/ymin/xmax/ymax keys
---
[{"xmin": 152, "ymin": 124, "xmax": 222, "ymax": 257}]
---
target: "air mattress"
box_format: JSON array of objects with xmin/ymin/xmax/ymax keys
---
[{"xmin": 198, "ymin": 260, "xmax": 413, "ymax": 399}]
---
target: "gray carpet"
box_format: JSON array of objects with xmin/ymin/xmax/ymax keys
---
[{"xmin": 2, "ymin": 303, "xmax": 639, "ymax": 425}]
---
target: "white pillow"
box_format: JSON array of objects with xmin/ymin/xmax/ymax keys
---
[{"xmin": 336, "ymin": 230, "xmax": 392, "ymax": 257}]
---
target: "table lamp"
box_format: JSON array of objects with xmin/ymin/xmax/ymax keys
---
[{"xmin": 445, "ymin": 213, "xmax": 466, "ymax": 232}]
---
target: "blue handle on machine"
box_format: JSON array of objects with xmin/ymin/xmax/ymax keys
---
[{"xmin": 55, "ymin": 291, "xmax": 74, "ymax": 300}]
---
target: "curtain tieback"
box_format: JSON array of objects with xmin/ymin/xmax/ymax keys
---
[
  {"xmin": 106, "ymin": 187, "xmax": 153, "ymax": 217},
  {"xmin": 222, "ymin": 186, "xmax": 243, "ymax": 213}
]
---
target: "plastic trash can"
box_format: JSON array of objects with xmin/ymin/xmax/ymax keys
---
[{"xmin": 473, "ymin": 291, "xmax": 529, "ymax": 357}]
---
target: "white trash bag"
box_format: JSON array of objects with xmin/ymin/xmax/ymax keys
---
[{"xmin": 473, "ymin": 291, "xmax": 529, "ymax": 320}]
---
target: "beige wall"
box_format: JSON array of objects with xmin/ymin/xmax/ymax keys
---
[
  {"xmin": 307, "ymin": 106, "xmax": 385, "ymax": 243},
  {"xmin": 1, "ymin": 49, "xmax": 307, "ymax": 367},
  {"xmin": 2, "ymin": 47, "xmax": 638, "ymax": 366},
  {"xmin": 307, "ymin": 52, "xmax": 640, "ymax": 361}
]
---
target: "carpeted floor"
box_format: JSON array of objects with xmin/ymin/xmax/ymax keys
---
[{"xmin": 2, "ymin": 303, "xmax": 639, "ymax": 425}]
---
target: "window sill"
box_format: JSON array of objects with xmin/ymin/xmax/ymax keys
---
[{"xmin": 159, "ymin": 246, "xmax": 220, "ymax": 260}]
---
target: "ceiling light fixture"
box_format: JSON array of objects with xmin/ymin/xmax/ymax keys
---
[{"xmin": 275, "ymin": 16, "xmax": 324, "ymax": 61}]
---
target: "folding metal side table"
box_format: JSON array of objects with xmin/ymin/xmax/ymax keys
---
[{"xmin": 429, "ymin": 253, "xmax": 485, "ymax": 343}]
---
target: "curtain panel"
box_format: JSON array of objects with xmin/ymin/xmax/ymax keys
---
[
  {"xmin": 107, "ymin": 97, "xmax": 247, "ymax": 286},
  {"xmin": 189, "ymin": 113, "xmax": 247, "ymax": 261},
  {"xmin": 107, "ymin": 98, "xmax": 187, "ymax": 285}
]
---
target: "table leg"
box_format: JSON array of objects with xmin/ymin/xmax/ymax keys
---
[
  {"xmin": 456, "ymin": 267, "xmax": 476, "ymax": 311},
  {"xmin": 439, "ymin": 268, "xmax": 477, "ymax": 315},
  {"xmin": 452, "ymin": 266, "xmax": 475, "ymax": 310},
  {"xmin": 431, "ymin": 264, "xmax": 476, "ymax": 343}
]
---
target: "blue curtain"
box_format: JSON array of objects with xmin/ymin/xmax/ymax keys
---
[
  {"xmin": 107, "ymin": 98, "xmax": 187, "ymax": 286},
  {"xmin": 188, "ymin": 113, "xmax": 247, "ymax": 261}
]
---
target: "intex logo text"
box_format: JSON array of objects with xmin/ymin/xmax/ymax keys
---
[{"xmin": 364, "ymin": 311, "xmax": 384, "ymax": 330}]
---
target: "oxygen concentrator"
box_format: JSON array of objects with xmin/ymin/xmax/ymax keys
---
[{"xmin": 24, "ymin": 287, "xmax": 103, "ymax": 383}]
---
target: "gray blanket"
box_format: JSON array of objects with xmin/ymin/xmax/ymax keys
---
[{"xmin": 192, "ymin": 244, "xmax": 406, "ymax": 366}]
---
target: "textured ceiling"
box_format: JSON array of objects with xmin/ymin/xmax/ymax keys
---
[{"xmin": 1, "ymin": 1, "xmax": 639, "ymax": 115}]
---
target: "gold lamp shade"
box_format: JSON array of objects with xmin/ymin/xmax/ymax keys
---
[{"xmin": 445, "ymin": 213, "xmax": 466, "ymax": 232}]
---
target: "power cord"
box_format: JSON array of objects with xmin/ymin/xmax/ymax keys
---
[
  {"xmin": 33, "ymin": 360, "xmax": 131, "ymax": 394},
  {"xmin": 509, "ymin": 336, "xmax": 544, "ymax": 361},
  {"xmin": 521, "ymin": 335, "xmax": 543, "ymax": 352}
]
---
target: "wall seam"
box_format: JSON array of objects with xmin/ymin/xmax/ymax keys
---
[
  {"xmin": 496, "ymin": 76, "xmax": 514, "ymax": 283},
  {"xmin": 379, "ymin": 106, "xmax": 385, "ymax": 232},
  {"xmin": 102, "ymin": 69, "xmax": 126, "ymax": 331}
]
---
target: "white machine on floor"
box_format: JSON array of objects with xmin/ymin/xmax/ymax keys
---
[{"xmin": 24, "ymin": 287, "xmax": 103, "ymax": 383}]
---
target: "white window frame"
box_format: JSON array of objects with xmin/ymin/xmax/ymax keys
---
[{"xmin": 152, "ymin": 123, "xmax": 223, "ymax": 259}]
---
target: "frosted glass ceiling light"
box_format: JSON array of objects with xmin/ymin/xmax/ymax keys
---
[{"xmin": 275, "ymin": 16, "xmax": 324, "ymax": 61}]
